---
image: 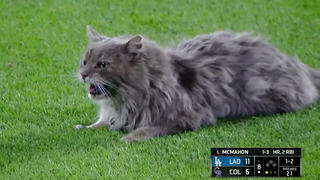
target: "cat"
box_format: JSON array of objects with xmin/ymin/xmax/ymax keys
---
[{"xmin": 74, "ymin": 25, "xmax": 320, "ymax": 142}]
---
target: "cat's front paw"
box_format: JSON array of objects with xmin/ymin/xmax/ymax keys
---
[
  {"xmin": 120, "ymin": 135, "xmax": 137, "ymax": 142},
  {"xmin": 120, "ymin": 128, "xmax": 151, "ymax": 142},
  {"xmin": 74, "ymin": 124, "xmax": 85, "ymax": 129},
  {"xmin": 120, "ymin": 134, "xmax": 150, "ymax": 142}
]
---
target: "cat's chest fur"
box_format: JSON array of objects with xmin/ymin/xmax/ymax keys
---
[{"xmin": 94, "ymin": 97, "xmax": 125, "ymax": 130}]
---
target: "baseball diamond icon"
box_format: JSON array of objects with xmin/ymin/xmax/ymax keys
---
[{"xmin": 265, "ymin": 160, "xmax": 277, "ymax": 167}]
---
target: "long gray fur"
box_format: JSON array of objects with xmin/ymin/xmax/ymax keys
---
[{"xmin": 75, "ymin": 26, "xmax": 319, "ymax": 142}]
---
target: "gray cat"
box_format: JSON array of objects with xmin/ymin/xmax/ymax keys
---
[{"xmin": 75, "ymin": 26, "xmax": 320, "ymax": 142}]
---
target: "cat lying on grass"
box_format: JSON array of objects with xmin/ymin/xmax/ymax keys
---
[{"xmin": 75, "ymin": 26, "xmax": 320, "ymax": 142}]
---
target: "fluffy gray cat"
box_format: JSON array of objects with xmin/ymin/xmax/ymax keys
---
[{"xmin": 75, "ymin": 26, "xmax": 320, "ymax": 142}]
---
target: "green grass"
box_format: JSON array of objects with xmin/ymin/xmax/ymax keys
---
[{"xmin": 1, "ymin": 0, "xmax": 319, "ymax": 179}]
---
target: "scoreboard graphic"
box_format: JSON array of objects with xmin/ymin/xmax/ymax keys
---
[{"xmin": 211, "ymin": 148, "xmax": 301, "ymax": 178}]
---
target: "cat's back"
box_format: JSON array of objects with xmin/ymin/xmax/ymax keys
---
[
  {"xmin": 174, "ymin": 31, "xmax": 276, "ymax": 58},
  {"xmin": 172, "ymin": 31, "xmax": 306, "ymax": 72},
  {"xmin": 170, "ymin": 31, "xmax": 317, "ymax": 117}
]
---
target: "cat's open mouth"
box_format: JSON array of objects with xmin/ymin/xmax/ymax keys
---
[{"xmin": 89, "ymin": 84, "xmax": 109, "ymax": 96}]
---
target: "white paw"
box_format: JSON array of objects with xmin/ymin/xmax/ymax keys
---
[
  {"xmin": 74, "ymin": 124, "xmax": 84, "ymax": 129},
  {"xmin": 120, "ymin": 134, "xmax": 145, "ymax": 142},
  {"xmin": 120, "ymin": 135, "xmax": 133, "ymax": 142}
]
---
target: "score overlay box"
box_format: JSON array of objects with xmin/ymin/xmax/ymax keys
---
[{"xmin": 211, "ymin": 148, "xmax": 301, "ymax": 178}]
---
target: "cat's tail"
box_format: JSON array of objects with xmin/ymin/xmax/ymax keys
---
[{"xmin": 309, "ymin": 68, "xmax": 320, "ymax": 94}]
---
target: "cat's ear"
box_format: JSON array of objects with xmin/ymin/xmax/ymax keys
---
[
  {"xmin": 125, "ymin": 35, "xmax": 143, "ymax": 54},
  {"xmin": 86, "ymin": 25, "xmax": 106, "ymax": 42}
]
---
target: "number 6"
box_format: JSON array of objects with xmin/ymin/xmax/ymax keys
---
[{"xmin": 246, "ymin": 169, "xmax": 250, "ymax": 175}]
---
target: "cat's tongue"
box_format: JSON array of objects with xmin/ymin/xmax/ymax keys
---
[{"xmin": 89, "ymin": 84, "xmax": 96, "ymax": 94}]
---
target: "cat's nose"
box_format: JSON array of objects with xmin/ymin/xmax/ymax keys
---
[{"xmin": 81, "ymin": 73, "xmax": 88, "ymax": 80}]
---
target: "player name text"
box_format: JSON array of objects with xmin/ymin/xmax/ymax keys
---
[{"xmin": 222, "ymin": 150, "xmax": 249, "ymax": 155}]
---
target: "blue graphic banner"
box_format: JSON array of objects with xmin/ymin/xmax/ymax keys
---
[{"xmin": 212, "ymin": 156, "xmax": 254, "ymax": 167}]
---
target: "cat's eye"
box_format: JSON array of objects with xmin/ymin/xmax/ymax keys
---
[
  {"xmin": 97, "ymin": 62, "xmax": 107, "ymax": 68},
  {"xmin": 83, "ymin": 60, "xmax": 87, "ymax": 65}
]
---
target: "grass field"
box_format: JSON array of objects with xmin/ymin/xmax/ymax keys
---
[{"xmin": 1, "ymin": 0, "xmax": 319, "ymax": 179}]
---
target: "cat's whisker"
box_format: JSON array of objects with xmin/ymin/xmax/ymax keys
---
[
  {"xmin": 96, "ymin": 82, "xmax": 116, "ymax": 104},
  {"xmin": 97, "ymin": 78, "xmax": 120, "ymax": 89},
  {"xmin": 91, "ymin": 78, "xmax": 121, "ymax": 106},
  {"xmin": 99, "ymin": 85, "xmax": 110, "ymax": 97},
  {"xmin": 97, "ymin": 79, "xmax": 121, "ymax": 93},
  {"xmin": 69, "ymin": 73, "xmax": 84, "ymax": 83},
  {"xmin": 99, "ymin": 83, "xmax": 121, "ymax": 106},
  {"xmin": 105, "ymin": 84, "xmax": 121, "ymax": 93},
  {"xmin": 95, "ymin": 83, "xmax": 104, "ymax": 94},
  {"xmin": 99, "ymin": 83, "xmax": 121, "ymax": 95},
  {"xmin": 106, "ymin": 82, "xmax": 120, "ymax": 91}
]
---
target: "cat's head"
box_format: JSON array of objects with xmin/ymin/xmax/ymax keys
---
[{"xmin": 78, "ymin": 26, "xmax": 150, "ymax": 101}]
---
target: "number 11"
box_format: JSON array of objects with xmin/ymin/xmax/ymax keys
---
[{"xmin": 245, "ymin": 158, "xmax": 250, "ymax": 165}]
